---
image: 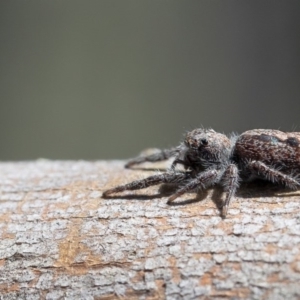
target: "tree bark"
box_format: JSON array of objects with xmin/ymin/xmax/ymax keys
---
[{"xmin": 0, "ymin": 160, "xmax": 300, "ymax": 299}]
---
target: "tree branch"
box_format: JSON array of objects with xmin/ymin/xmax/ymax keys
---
[{"xmin": 0, "ymin": 160, "xmax": 300, "ymax": 299}]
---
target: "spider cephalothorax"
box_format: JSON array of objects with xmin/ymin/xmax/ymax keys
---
[
  {"xmin": 103, "ymin": 128, "xmax": 300, "ymax": 217},
  {"xmin": 174, "ymin": 128, "xmax": 233, "ymax": 172}
]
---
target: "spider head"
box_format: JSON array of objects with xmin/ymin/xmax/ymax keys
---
[{"xmin": 184, "ymin": 128, "xmax": 232, "ymax": 167}]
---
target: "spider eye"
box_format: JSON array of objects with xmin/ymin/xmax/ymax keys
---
[{"xmin": 200, "ymin": 138, "xmax": 208, "ymax": 146}]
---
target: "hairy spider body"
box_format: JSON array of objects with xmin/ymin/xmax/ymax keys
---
[{"xmin": 103, "ymin": 129, "xmax": 300, "ymax": 217}]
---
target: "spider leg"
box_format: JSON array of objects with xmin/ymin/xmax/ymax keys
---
[
  {"xmin": 168, "ymin": 169, "xmax": 220, "ymax": 203},
  {"xmin": 221, "ymin": 164, "xmax": 239, "ymax": 217},
  {"xmin": 125, "ymin": 147, "xmax": 180, "ymax": 168},
  {"xmin": 247, "ymin": 161, "xmax": 300, "ymax": 189},
  {"xmin": 103, "ymin": 171, "xmax": 190, "ymax": 197}
]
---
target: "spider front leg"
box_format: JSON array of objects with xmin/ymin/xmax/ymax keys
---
[
  {"xmin": 221, "ymin": 164, "xmax": 239, "ymax": 217},
  {"xmin": 167, "ymin": 169, "xmax": 220, "ymax": 203},
  {"xmin": 247, "ymin": 160, "xmax": 300, "ymax": 189},
  {"xmin": 125, "ymin": 147, "xmax": 180, "ymax": 168},
  {"xmin": 103, "ymin": 171, "xmax": 191, "ymax": 197}
]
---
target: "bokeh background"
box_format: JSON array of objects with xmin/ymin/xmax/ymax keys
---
[{"xmin": 1, "ymin": 1, "xmax": 300, "ymax": 160}]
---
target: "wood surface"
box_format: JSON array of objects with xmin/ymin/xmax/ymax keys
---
[{"xmin": 0, "ymin": 160, "xmax": 300, "ymax": 299}]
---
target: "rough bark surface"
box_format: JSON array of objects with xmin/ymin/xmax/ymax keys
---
[{"xmin": 0, "ymin": 160, "xmax": 300, "ymax": 299}]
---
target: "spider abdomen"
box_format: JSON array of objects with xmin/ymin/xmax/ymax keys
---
[{"xmin": 234, "ymin": 129, "xmax": 300, "ymax": 173}]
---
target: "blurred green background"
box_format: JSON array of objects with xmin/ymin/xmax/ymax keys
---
[{"xmin": 0, "ymin": 1, "xmax": 300, "ymax": 160}]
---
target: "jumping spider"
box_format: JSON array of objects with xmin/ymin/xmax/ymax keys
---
[{"xmin": 103, "ymin": 128, "xmax": 300, "ymax": 217}]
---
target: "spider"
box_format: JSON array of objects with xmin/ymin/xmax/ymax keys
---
[{"xmin": 103, "ymin": 128, "xmax": 300, "ymax": 217}]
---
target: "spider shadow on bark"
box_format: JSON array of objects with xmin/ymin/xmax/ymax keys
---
[
  {"xmin": 159, "ymin": 184, "xmax": 210, "ymax": 206},
  {"xmin": 235, "ymin": 180, "xmax": 300, "ymax": 199},
  {"xmin": 213, "ymin": 180, "xmax": 299, "ymax": 214},
  {"xmin": 159, "ymin": 182, "xmax": 287, "ymax": 216},
  {"xmin": 125, "ymin": 165, "xmax": 210, "ymax": 204},
  {"xmin": 102, "ymin": 193, "xmax": 162, "ymax": 201},
  {"xmin": 104, "ymin": 167, "xmax": 298, "ymax": 215},
  {"xmin": 103, "ymin": 182, "xmax": 209, "ymax": 204}
]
